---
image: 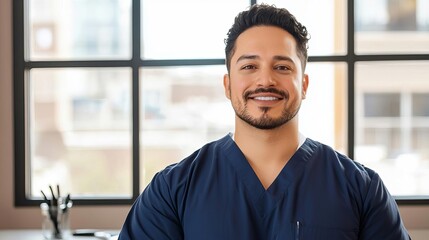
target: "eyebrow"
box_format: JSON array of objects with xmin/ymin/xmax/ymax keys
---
[
  {"xmin": 236, "ymin": 54, "xmax": 295, "ymax": 64},
  {"xmin": 236, "ymin": 54, "xmax": 259, "ymax": 63}
]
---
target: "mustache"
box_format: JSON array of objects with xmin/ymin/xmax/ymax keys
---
[{"xmin": 243, "ymin": 88, "xmax": 289, "ymax": 99}]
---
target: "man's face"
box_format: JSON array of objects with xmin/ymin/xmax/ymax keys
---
[{"xmin": 224, "ymin": 26, "xmax": 308, "ymax": 130}]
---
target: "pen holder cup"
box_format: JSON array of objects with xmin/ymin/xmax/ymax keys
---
[{"xmin": 40, "ymin": 198, "xmax": 72, "ymax": 240}]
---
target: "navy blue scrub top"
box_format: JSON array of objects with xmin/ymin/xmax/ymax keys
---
[{"xmin": 119, "ymin": 134, "xmax": 410, "ymax": 240}]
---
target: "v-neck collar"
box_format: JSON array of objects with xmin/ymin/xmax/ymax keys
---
[{"xmin": 219, "ymin": 134, "xmax": 318, "ymax": 218}]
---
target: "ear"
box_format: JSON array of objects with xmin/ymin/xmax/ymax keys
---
[
  {"xmin": 302, "ymin": 74, "xmax": 309, "ymax": 99},
  {"xmin": 223, "ymin": 73, "xmax": 231, "ymax": 100}
]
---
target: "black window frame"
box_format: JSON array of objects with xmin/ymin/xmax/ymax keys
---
[{"xmin": 14, "ymin": 0, "xmax": 429, "ymax": 206}]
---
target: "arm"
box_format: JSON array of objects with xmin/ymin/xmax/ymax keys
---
[
  {"xmin": 118, "ymin": 172, "xmax": 183, "ymax": 240},
  {"xmin": 359, "ymin": 172, "xmax": 410, "ymax": 240}
]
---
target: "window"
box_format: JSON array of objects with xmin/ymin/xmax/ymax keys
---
[
  {"xmin": 14, "ymin": 0, "xmax": 429, "ymax": 206},
  {"xmin": 355, "ymin": 62, "xmax": 429, "ymax": 198},
  {"xmin": 354, "ymin": 0, "xmax": 429, "ymax": 202}
]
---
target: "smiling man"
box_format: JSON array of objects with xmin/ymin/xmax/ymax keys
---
[
  {"xmin": 223, "ymin": 24, "xmax": 308, "ymax": 190},
  {"xmin": 119, "ymin": 4, "xmax": 410, "ymax": 240}
]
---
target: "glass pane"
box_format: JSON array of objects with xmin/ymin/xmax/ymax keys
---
[
  {"xmin": 413, "ymin": 93, "xmax": 429, "ymax": 116},
  {"xmin": 28, "ymin": 0, "xmax": 131, "ymax": 60},
  {"xmin": 141, "ymin": 0, "xmax": 249, "ymax": 59},
  {"xmin": 259, "ymin": 0, "xmax": 347, "ymax": 56},
  {"xmin": 355, "ymin": 61, "xmax": 429, "ymax": 196},
  {"xmin": 355, "ymin": 0, "xmax": 429, "ymax": 54},
  {"xmin": 28, "ymin": 68, "xmax": 132, "ymax": 198},
  {"xmin": 140, "ymin": 66, "xmax": 234, "ymax": 189},
  {"xmin": 364, "ymin": 93, "xmax": 401, "ymax": 117},
  {"xmin": 299, "ymin": 62, "xmax": 348, "ymax": 154}
]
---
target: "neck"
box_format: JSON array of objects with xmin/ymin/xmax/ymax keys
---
[
  {"xmin": 233, "ymin": 117, "xmax": 300, "ymax": 165},
  {"xmin": 233, "ymin": 117, "xmax": 300, "ymax": 189}
]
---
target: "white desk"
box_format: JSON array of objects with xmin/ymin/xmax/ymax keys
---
[{"xmin": 0, "ymin": 230, "xmax": 119, "ymax": 240}]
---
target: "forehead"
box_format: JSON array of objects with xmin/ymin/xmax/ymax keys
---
[{"xmin": 232, "ymin": 26, "xmax": 299, "ymax": 62}]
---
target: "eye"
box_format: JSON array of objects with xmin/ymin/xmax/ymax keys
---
[
  {"xmin": 241, "ymin": 65, "xmax": 257, "ymax": 70},
  {"xmin": 274, "ymin": 65, "xmax": 292, "ymax": 71}
]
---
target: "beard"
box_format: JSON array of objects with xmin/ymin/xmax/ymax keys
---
[{"xmin": 232, "ymin": 88, "xmax": 301, "ymax": 130}]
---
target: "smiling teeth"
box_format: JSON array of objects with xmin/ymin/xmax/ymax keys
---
[{"xmin": 254, "ymin": 96, "xmax": 278, "ymax": 101}]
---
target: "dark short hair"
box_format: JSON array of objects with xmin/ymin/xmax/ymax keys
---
[{"xmin": 224, "ymin": 4, "xmax": 309, "ymax": 72}]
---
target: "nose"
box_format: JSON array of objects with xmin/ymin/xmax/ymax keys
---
[{"xmin": 256, "ymin": 68, "xmax": 276, "ymax": 87}]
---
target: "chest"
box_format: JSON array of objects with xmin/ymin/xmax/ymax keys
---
[{"xmin": 179, "ymin": 168, "xmax": 360, "ymax": 240}]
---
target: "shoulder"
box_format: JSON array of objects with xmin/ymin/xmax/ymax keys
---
[
  {"xmin": 140, "ymin": 134, "xmax": 232, "ymax": 219},
  {"xmin": 302, "ymin": 139, "xmax": 396, "ymax": 217},
  {"xmin": 306, "ymin": 138, "xmax": 374, "ymax": 173},
  {"xmin": 304, "ymin": 138, "xmax": 378, "ymax": 194},
  {"xmin": 149, "ymin": 134, "xmax": 232, "ymax": 190},
  {"xmin": 162, "ymin": 134, "xmax": 231, "ymax": 174}
]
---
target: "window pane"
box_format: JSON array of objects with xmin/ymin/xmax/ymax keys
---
[
  {"xmin": 299, "ymin": 62, "xmax": 348, "ymax": 154},
  {"xmin": 141, "ymin": 0, "xmax": 249, "ymax": 59},
  {"xmin": 28, "ymin": 68, "xmax": 132, "ymax": 198},
  {"xmin": 413, "ymin": 93, "xmax": 429, "ymax": 116},
  {"xmin": 355, "ymin": 0, "xmax": 429, "ymax": 54},
  {"xmin": 140, "ymin": 66, "xmax": 234, "ymax": 189},
  {"xmin": 364, "ymin": 93, "xmax": 401, "ymax": 117},
  {"xmin": 28, "ymin": 0, "xmax": 131, "ymax": 60},
  {"xmin": 260, "ymin": 0, "xmax": 347, "ymax": 56},
  {"xmin": 355, "ymin": 61, "xmax": 429, "ymax": 196}
]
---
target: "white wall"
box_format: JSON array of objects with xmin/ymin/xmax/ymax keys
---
[{"xmin": 1, "ymin": 0, "xmax": 428, "ymax": 232}]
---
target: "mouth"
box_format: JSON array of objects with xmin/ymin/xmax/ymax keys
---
[
  {"xmin": 250, "ymin": 95, "xmax": 283, "ymax": 101},
  {"xmin": 245, "ymin": 88, "xmax": 287, "ymax": 102}
]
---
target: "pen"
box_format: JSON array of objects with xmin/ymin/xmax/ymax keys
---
[
  {"xmin": 57, "ymin": 184, "xmax": 61, "ymax": 200},
  {"xmin": 49, "ymin": 185, "xmax": 57, "ymax": 206},
  {"xmin": 40, "ymin": 190, "xmax": 50, "ymax": 206},
  {"xmin": 73, "ymin": 230, "xmax": 117, "ymax": 239}
]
